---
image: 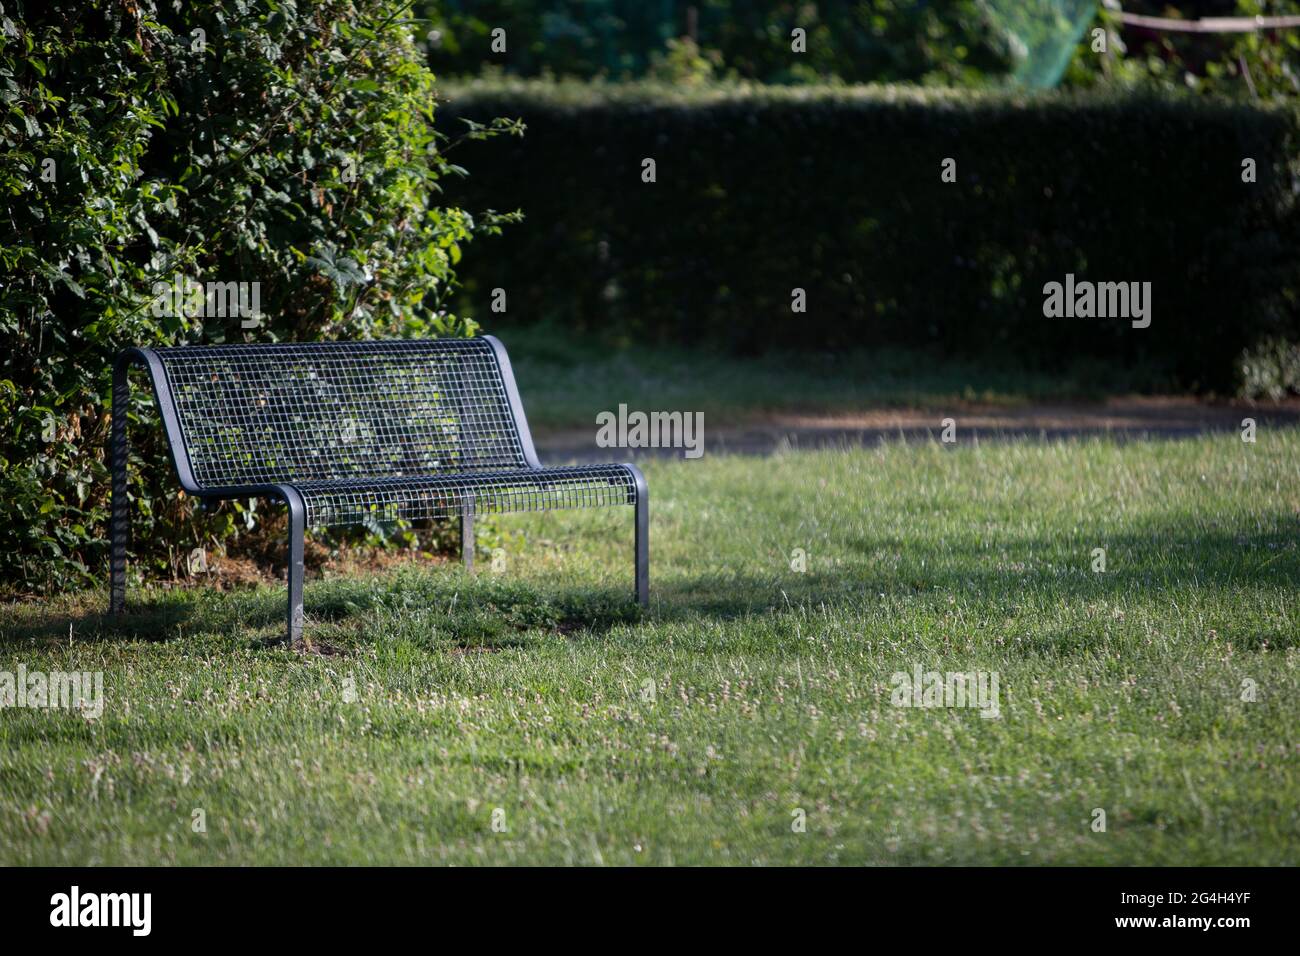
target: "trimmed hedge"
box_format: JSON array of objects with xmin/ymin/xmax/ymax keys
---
[{"xmin": 441, "ymin": 81, "xmax": 1300, "ymax": 390}]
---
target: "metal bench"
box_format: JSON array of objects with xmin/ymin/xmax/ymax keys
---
[{"xmin": 108, "ymin": 337, "xmax": 648, "ymax": 645}]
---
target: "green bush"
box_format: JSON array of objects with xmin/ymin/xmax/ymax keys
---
[
  {"xmin": 419, "ymin": 1, "xmax": 1019, "ymax": 86},
  {"xmin": 0, "ymin": 0, "xmax": 513, "ymax": 593},
  {"xmin": 1064, "ymin": 1, "xmax": 1300, "ymax": 107},
  {"xmin": 441, "ymin": 79, "xmax": 1300, "ymax": 390}
]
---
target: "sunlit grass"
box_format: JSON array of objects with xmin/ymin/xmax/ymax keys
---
[{"xmin": 1, "ymin": 432, "xmax": 1297, "ymax": 864}]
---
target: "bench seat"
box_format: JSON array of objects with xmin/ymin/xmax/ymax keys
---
[{"xmin": 292, "ymin": 464, "xmax": 638, "ymax": 527}]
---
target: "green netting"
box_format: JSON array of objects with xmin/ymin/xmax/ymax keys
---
[{"xmin": 986, "ymin": 0, "xmax": 1099, "ymax": 88}]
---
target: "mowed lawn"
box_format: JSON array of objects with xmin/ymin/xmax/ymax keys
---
[{"xmin": 1, "ymin": 432, "xmax": 1298, "ymax": 865}]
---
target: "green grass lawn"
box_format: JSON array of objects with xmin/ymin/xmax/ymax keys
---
[{"xmin": 2, "ymin": 432, "xmax": 1298, "ymax": 865}]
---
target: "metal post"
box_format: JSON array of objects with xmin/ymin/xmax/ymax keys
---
[
  {"xmin": 282, "ymin": 488, "xmax": 306, "ymax": 647},
  {"xmin": 630, "ymin": 466, "xmax": 649, "ymax": 608},
  {"xmin": 461, "ymin": 493, "xmax": 475, "ymax": 572},
  {"xmin": 109, "ymin": 357, "xmax": 131, "ymax": 615}
]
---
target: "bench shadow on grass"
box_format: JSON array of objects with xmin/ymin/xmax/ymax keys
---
[
  {"xmin": 4, "ymin": 516, "xmax": 1295, "ymax": 652},
  {"xmin": 393, "ymin": 518, "xmax": 1291, "ymax": 655},
  {"xmin": 651, "ymin": 518, "xmax": 1300, "ymax": 643},
  {"xmin": 0, "ymin": 600, "xmax": 197, "ymax": 650},
  {"xmin": 0, "ymin": 569, "xmax": 643, "ymax": 653},
  {"xmin": 298, "ymin": 573, "xmax": 644, "ymax": 652},
  {"xmin": 0, "ymin": 584, "xmax": 304, "ymax": 651}
]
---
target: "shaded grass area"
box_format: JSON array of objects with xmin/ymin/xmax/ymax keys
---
[
  {"xmin": 1, "ymin": 432, "xmax": 1298, "ymax": 865},
  {"xmin": 497, "ymin": 324, "xmax": 1173, "ymax": 432}
]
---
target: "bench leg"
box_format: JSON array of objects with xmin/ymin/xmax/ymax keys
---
[
  {"xmin": 283, "ymin": 490, "xmax": 306, "ymax": 647},
  {"xmin": 109, "ymin": 357, "xmax": 130, "ymax": 616},
  {"xmin": 634, "ymin": 480, "xmax": 649, "ymax": 608},
  {"xmin": 461, "ymin": 493, "xmax": 475, "ymax": 572}
]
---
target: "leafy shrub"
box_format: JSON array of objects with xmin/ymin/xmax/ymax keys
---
[
  {"xmin": 0, "ymin": 0, "xmax": 513, "ymax": 593},
  {"xmin": 1064, "ymin": 1, "xmax": 1300, "ymax": 106},
  {"xmin": 442, "ymin": 79, "xmax": 1300, "ymax": 391},
  {"xmin": 1239, "ymin": 338, "xmax": 1300, "ymax": 400},
  {"xmin": 419, "ymin": 0, "xmax": 1024, "ymax": 86}
]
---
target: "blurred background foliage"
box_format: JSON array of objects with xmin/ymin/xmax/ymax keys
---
[
  {"xmin": 420, "ymin": 0, "xmax": 1096, "ymax": 87},
  {"xmin": 420, "ymin": 0, "xmax": 1300, "ymax": 98},
  {"xmin": 427, "ymin": 4, "xmax": 1300, "ymax": 402},
  {"xmin": 1068, "ymin": 1, "xmax": 1300, "ymax": 103}
]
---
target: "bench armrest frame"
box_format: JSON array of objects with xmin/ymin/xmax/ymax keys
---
[
  {"xmin": 482, "ymin": 334, "xmax": 542, "ymax": 469},
  {"xmin": 109, "ymin": 348, "xmax": 307, "ymax": 641}
]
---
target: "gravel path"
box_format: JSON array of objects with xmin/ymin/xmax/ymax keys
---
[{"xmin": 533, "ymin": 396, "xmax": 1300, "ymax": 461}]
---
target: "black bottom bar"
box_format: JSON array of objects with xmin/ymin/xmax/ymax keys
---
[{"xmin": 1, "ymin": 866, "xmax": 1293, "ymax": 943}]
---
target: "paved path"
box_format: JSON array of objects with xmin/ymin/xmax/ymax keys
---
[{"xmin": 533, "ymin": 397, "xmax": 1300, "ymax": 461}]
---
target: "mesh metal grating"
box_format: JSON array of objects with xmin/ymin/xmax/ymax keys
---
[
  {"xmin": 150, "ymin": 338, "xmax": 637, "ymax": 527},
  {"xmin": 154, "ymin": 339, "xmax": 525, "ymax": 485},
  {"xmin": 296, "ymin": 465, "xmax": 636, "ymax": 527}
]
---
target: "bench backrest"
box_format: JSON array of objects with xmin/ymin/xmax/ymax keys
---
[{"xmin": 150, "ymin": 338, "xmax": 533, "ymax": 489}]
